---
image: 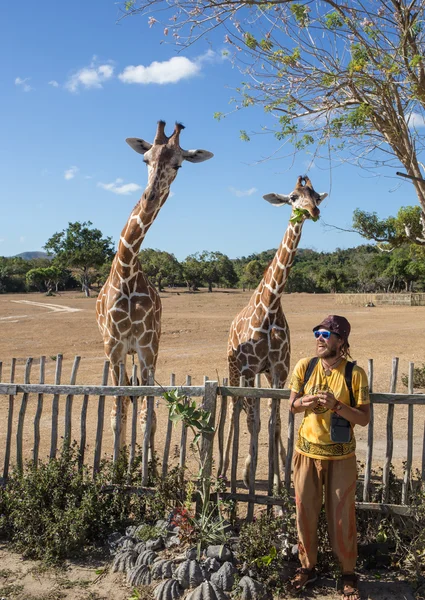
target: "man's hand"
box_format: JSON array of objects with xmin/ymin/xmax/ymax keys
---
[
  {"xmin": 301, "ymin": 394, "xmax": 319, "ymax": 410},
  {"xmin": 317, "ymin": 390, "xmax": 337, "ymax": 410}
]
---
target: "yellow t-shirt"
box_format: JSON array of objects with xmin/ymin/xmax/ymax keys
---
[{"xmin": 289, "ymin": 357, "xmax": 370, "ymax": 460}]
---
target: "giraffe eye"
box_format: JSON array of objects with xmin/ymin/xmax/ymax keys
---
[{"xmin": 173, "ymin": 165, "xmax": 181, "ymax": 171}]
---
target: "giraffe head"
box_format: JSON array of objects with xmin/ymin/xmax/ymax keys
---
[
  {"xmin": 126, "ymin": 121, "xmax": 213, "ymax": 205},
  {"xmin": 263, "ymin": 175, "xmax": 327, "ymax": 220}
]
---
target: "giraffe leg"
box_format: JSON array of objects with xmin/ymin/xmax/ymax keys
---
[
  {"xmin": 138, "ymin": 364, "xmax": 158, "ymax": 476},
  {"xmin": 108, "ymin": 351, "xmax": 131, "ymax": 452},
  {"xmin": 221, "ymin": 398, "xmax": 236, "ymax": 479},
  {"xmin": 243, "ymin": 389, "xmax": 260, "ymax": 489},
  {"xmin": 266, "ymin": 372, "xmax": 287, "ymax": 493}
]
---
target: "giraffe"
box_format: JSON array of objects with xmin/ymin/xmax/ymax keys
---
[
  {"xmin": 96, "ymin": 120, "xmax": 213, "ymax": 453},
  {"xmin": 222, "ymin": 175, "xmax": 327, "ymax": 488}
]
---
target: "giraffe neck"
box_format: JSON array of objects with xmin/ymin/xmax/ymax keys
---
[
  {"xmin": 258, "ymin": 219, "xmax": 304, "ymax": 305},
  {"xmin": 113, "ymin": 181, "xmax": 170, "ymax": 273}
]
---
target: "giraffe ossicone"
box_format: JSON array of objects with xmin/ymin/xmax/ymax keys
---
[
  {"xmin": 96, "ymin": 120, "xmax": 213, "ymax": 456},
  {"xmin": 222, "ymin": 175, "xmax": 327, "ymax": 490}
]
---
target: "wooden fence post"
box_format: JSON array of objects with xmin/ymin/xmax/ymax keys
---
[
  {"xmin": 142, "ymin": 371, "xmax": 155, "ymax": 486},
  {"xmin": 93, "ymin": 361, "xmax": 109, "ymax": 475},
  {"xmin": 247, "ymin": 374, "xmax": 261, "ymax": 522},
  {"xmin": 113, "ymin": 364, "xmax": 126, "ymax": 466},
  {"xmin": 33, "ymin": 356, "xmax": 46, "ymax": 466},
  {"xmin": 64, "ymin": 355, "xmax": 81, "ymax": 446},
  {"xmin": 382, "ymin": 357, "xmax": 398, "ymax": 502},
  {"xmin": 128, "ymin": 364, "xmax": 138, "ymax": 475},
  {"xmin": 49, "ymin": 354, "xmax": 63, "ymax": 460},
  {"xmin": 17, "ymin": 358, "xmax": 33, "ymax": 471},
  {"xmin": 3, "ymin": 358, "xmax": 16, "ymax": 480},
  {"xmin": 162, "ymin": 373, "xmax": 175, "ymax": 478},
  {"xmin": 363, "ymin": 359, "xmax": 374, "ymax": 501},
  {"xmin": 198, "ymin": 380, "xmax": 218, "ymax": 513},
  {"xmin": 402, "ymin": 362, "xmax": 414, "ymax": 504}
]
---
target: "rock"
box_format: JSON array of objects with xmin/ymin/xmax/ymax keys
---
[
  {"xmin": 120, "ymin": 538, "xmax": 136, "ymax": 551},
  {"xmin": 147, "ymin": 536, "xmax": 165, "ymax": 551},
  {"xmin": 126, "ymin": 525, "xmax": 138, "ymax": 537},
  {"xmin": 186, "ymin": 581, "xmax": 229, "ymax": 600},
  {"xmin": 238, "ymin": 576, "xmax": 272, "ymax": 600},
  {"xmin": 134, "ymin": 541, "xmax": 147, "ymax": 554},
  {"xmin": 203, "ymin": 557, "xmax": 220, "ymax": 573},
  {"xmin": 111, "ymin": 549, "xmax": 137, "ymax": 574},
  {"xmin": 165, "ymin": 534, "xmax": 181, "ymax": 549},
  {"xmin": 210, "ymin": 562, "xmax": 236, "ymax": 592},
  {"xmin": 186, "ymin": 547, "xmax": 199, "ymax": 561},
  {"xmin": 136, "ymin": 549, "xmax": 158, "ymax": 566},
  {"xmin": 152, "ymin": 558, "xmax": 176, "ymax": 580},
  {"xmin": 175, "ymin": 559, "xmax": 205, "ymax": 589},
  {"xmin": 154, "ymin": 579, "xmax": 184, "ymax": 600},
  {"xmin": 205, "ymin": 545, "xmax": 233, "ymax": 562},
  {"xmin": 127, "ymin": 564, "xmax": 152, "ymax": 586}
]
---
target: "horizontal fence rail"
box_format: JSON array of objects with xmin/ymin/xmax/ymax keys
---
[{"xmin": 0, "ymin": 355, "xmax": 424, "ymax": 519}]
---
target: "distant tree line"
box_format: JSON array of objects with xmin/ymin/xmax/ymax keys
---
[{"xmin": 1, "ymin": 219, "xmax": 425, "ymax": 295}]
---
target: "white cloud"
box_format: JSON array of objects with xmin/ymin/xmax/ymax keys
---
[
  {"xmin": 229, "ymin": 186, "xmax": 258, "ymax": 197},
  {"xmin": 64, "ymin": 166, "xmax": 79, "ymax": 180},
  {"xmin": 65, "ymin": 60, "xmax": 114, "ymax": 93},
  {"xmin": 97, "ymin": 178, "xmax": 142, "ymax": 195},
  {"xmin": 407, "ymin": 112, "xmax": 425, "ymax": 129},
  {"xmin": 119, "ymin": 56, "xmax": 200, "ymax": 85},
  {"xmin": 15, "ymin": 77, "xmax": 33, "ymax": 92},
  {"xmin": 48, "ymin": 80, "xmax": 59, "ymax": 87}
]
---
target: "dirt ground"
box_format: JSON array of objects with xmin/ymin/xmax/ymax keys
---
[{"xmin": 0, "ymin": 290, "xmax": 424, "ymax": 599}]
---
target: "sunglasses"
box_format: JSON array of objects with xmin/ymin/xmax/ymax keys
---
[{"xmin": 314, "ymin": 330, "xmax": 337, "ymax": 339}]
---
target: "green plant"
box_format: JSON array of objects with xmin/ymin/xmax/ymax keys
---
[{"xmin": 401, "ymin": 364, "xmax": 425, "ymax": 389}]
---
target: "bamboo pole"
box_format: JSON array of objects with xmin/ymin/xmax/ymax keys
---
[
  {"xmin": 49, "ymin": 354, "xmax": 63, "ymax": 459},
  {"xmin": 64, "ymin": 355, "xmax": 81, "ymax": 447},
  {"xmin": 285, "ymin": 403, "xmax": 295, "ymax": 492},
  {"xmin": 113, "ymin": 364, "xmax": 125, "ymax": 465},
  {"xmin": 128, "ymin": 364, "xmax": 138, "ymax": 474},
  {"xmin": 16, "ymin": 357, "xmax": 33, "ymax": 471},
  {"xmin": 3, "ymin": 358, "xmax": 16, "ymax": 480},
  {"xmin": 382, "ymin": 357, "xmax": 398, "ymax": 502},
  {"xmin": 33, "ymin": 356, "xmax": 46, "ymax": 466},
  {"xmin": 93, "ymin": 361, "xmax": 109, "ymax": 475},
  {"xmin": 179, "ymin": 375, "xmax": 191, "ymax": 474},
  {"xmin": 363, "ymin": 359, "xmax": 374, "ymax": 502},
  {"xmin": 402, "ymin": 362, "xmax": 414, "ymax": 504},
  {"xmin": 142, "ymin": 370, "xmax": 155, "ymax": 485},
  {"xmin": 231, "ymin": 376, "xmax": 243, "ymax": 498},
  {"xmin": 247, "ymin": 374, "xmax": 261, "ymax": 522},
  {"xmin": 162, "ymin": 373, "xmax": 175, "ymax": 478}
]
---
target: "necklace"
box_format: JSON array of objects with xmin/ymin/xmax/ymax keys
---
[{"xmin": 321, "ymin": 357, "xmax": 343, "ymax": 377}]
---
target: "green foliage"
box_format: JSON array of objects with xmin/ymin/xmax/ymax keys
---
[
  {"xmin": 290, "ymin": 207, "xmax": 319, "ymax": 224},
  {"xmin": 139, "ymin": 248, "xmax": 182, "ymax": 290},
  {"xmin": 44, "ymin": 221, "xmax": 115, "ymax": 297},
  {"xmin": 163, "ymin": 389, "xmax": 215, "ymax": 446},
  {"xmin": 290, "ymin": 3, "xmax": 309, "ymax": 27},
  {"xmin": 244, "ymin": 32, "xmax": 257, "ymax": 49},
  {"xmin": 401, "ymin": 364, "xmax": 425, "ymax": 389},
  {"xmin": 239, "ymin": 130, "xmax": 251, "ymax": 142},
  {"xmin": 0, "ymin": 445, "xmax": 141, "ymax": 562},
  {"xmin": 134, "ymin": 524, "xmax": 162, "ymax": 541},
  {"xmin": 325, "ymin": 11, "xmax": 343, "ymax": 30}
]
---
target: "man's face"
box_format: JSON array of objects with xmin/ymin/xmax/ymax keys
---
[{"xmin": 315, "ymin": 329, "xmax": 344, "ymax": 359}]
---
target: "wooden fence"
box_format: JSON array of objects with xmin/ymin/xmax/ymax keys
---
[{"xmin": 0, "ymin": 355, "xmax": 424, "ymax": 519}]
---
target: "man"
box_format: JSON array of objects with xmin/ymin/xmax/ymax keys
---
[{"xmin": 288, "ymin": 315, "xmax": 370, "ymax": 600}]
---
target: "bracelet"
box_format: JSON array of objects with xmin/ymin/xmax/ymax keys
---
[
  {"xmin": 332, "ymin": 401, "xmax": 343, "ymax": 412},
  {"xmin": 291, "ymin": 396, "xmax": 302, "ymax": 411}
]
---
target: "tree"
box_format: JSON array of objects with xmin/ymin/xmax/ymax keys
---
[
  {"xmin": 123, "ymin": 0, "xmax": 425, "ymax": 239},
  {"xmin": 240, "ymin": 259, "xmax": 265, "ymax": 290},
  {"xmin": 44, "ymin": 222, "xmax": 115, "ymax": 297},
  {"xmin": 139, "ymin": 248, "xmax": 182, "ymax": 291},
  {"xmin": 26, "ymin": 266, "xmax": 66, "ymax": 294},
  {"xmin": 353, "ymin": 205, "xmax": 425, "ymax": 248},
  {"xmin": 199, "ymin": 251, "xmax": 238, "ymax": 291},
  {"xmin": 182, "ymin": 253, "xmax": 204, "ymax": 291}
]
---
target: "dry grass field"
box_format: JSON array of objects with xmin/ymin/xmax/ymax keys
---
[
  {"xmin": 0, "ymin": 289, "xmax": 424, "ymax": 473},
  {"xmin": 0, "ymin": 289, "xmax": 423, "ymax": 600}
]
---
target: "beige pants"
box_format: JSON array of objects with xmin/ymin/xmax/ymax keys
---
[{"xmin": 293, "ymin": 451, "xmax": 357, "ymax": 573}]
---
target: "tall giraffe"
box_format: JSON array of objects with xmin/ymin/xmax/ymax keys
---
[
  {"xmin": 222, "ymin": 176, "xmax": 327, "ymax": 488},
  {"xmin": 96, "ymin": 121, "xmax": 213, "ymax": 451}
]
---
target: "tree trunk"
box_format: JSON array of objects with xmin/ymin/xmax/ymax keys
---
[{"xmin": 208, "ymin": 282, "xmax": 213, "ymax": 293}]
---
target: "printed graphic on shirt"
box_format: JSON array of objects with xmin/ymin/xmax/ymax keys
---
[{"xmin": 289, "ymin": 357, "xmax": 370, "ymax": 460}]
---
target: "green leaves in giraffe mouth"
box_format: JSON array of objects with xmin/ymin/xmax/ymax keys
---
[{"xmin": 290, "ymin": 208, "xmax": 320, "ymax": 224}]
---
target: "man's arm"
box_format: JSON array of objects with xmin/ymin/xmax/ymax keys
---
[
  {"xmin": 289, "ymin": 389, "xmax": 320, "ymax": 414},
  {"xmin": 317, "ymin": 391, "xmax": 370, "ymax": 426}
]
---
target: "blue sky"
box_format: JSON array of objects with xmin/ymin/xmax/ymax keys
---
[{"xmin": 1, "ymin": 1, "xmax": 421, "ymax": 260}]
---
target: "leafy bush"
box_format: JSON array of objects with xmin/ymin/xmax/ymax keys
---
[{"xmin": 401, "ymin": 364, "xmax": 425, "ymax": 389}]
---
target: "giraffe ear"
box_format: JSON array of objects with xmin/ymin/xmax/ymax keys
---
[
  {"xmin": 126, "ymin": 138, "xmax": 153, "ymax": 155},
  {"xmin": 263, "ymin": 193, "xmax": 292, "ymax": 206},
  {"xmin": 182, "ymin": 149, "xmax": 214, "ymax": 163}
]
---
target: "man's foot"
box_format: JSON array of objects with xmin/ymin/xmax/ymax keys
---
[
  {"xmin": 341, "ymin": 573, "xmax": 360, "ymax": 600},
  {"xmin": 287, "ymin": 568, "xmax": 317, "ymax": 595}
]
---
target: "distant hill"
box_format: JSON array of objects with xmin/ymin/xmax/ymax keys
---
[{"xmin": 14, "ymin": 251, "xmax": 51, "ymax": 260}]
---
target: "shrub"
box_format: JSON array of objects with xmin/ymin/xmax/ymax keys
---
[{"xmin": 401, "ymin": 364, "xmax": 425, "ymax": 389}]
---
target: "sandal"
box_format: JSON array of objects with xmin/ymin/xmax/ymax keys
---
[
  {"xmin": 341, "ymin": 573, "xmax": 360, "ymax": 600},
  {"xmin": 287, "ymin": 568, "xmax": 317, "ymax": 595}
]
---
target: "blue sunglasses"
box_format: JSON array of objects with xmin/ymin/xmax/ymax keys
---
[{"xmin": 314, "ymin": 330, "xmax": 336, "ymax": 339}]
